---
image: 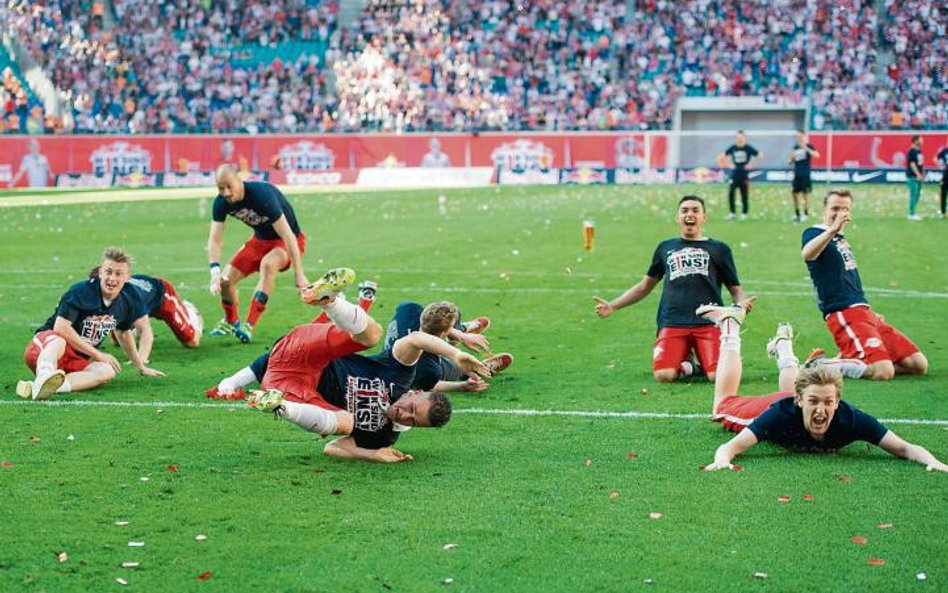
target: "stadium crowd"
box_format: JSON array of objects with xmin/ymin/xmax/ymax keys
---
[{"xmin": 1, "ymin": 0, "xmax": 945, "ymax": 134}]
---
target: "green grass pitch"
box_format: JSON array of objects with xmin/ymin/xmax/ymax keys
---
[{"xmin": 0, "ymin": 182, "xmax": 946, "ymax": 592}]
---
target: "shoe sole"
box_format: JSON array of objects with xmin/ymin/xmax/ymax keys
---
[
  {"xmin": 302, "ymin": 268, "xmax": 356, "ymax": 304},
  {"xmin": 467, "ymin": 317, "xmax": 491, "ymax": 334},
  {"xmin": 248, "ymin": 389, "xmax": 285, "ymax": 412},
  {"xmin": 33, "ymin": 370, "xmax": 66, "ymax": 401}
]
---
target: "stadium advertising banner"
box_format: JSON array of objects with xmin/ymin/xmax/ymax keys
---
[{"xmin": 2, "ymin": 132, "xmax": 946, "ymax": 188}]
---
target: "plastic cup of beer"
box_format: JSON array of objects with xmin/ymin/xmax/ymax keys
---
[{"xmin": 583, "ymin": 220, "xmax": 595, "ymax": 251}]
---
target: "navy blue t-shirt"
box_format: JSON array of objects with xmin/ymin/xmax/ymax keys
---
[
  {"xmin": 724, "ymin": 144, "xmax": 759, "ymax": 179},
  {"xmin": 936, "ymin": 147, "xmax": 948, "ymax": 174},
  {"xmin": 383, "ymin": 301, "xmax": 464, "ymax": 390},
  {"xmin": 646, "ymin": 238, "xmax": 741, "ymax": 330},
  {"xmin": 791, "ymin": 143, "xmax": 815, "ymax": 178},
  {"xmin": 748, "ymin": 397, "xmax": 888, "ymax": 452},
  {"xmin": 126, "ymin": 275, "xmax": 165, "ymax": 314},
  {"xmin": 248, "ymin": 345, "xmax": 417, "ymax": 450},
  {"xmin": 802, "ymin": 225, "xmax": 867, "ymax": 316},
  {"xmin": 317, "ymin": 348, "xmax": 417, "ymax": 449},
  {"xmin": 38, "ymin": 279, "xmax": 147, "ymax": 348},
  {"xmin": 905, "ymin": 147, "xmax": 923, "ymax": 178},
  {"xmin": 212, "ymin": 181, "xmax": 302, "ymax": 240}
]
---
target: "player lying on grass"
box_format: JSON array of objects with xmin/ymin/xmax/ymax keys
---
[
  {"xmin": 594, "ymin": 195, "xmax": 752, "ymax": 383},
  {"xmin": 696, "ymin": 303, "xmax": 948, "ymax": 472},
  {"xmin": 17, "ymin": 247, "xmax": 164, "ymax": 400},
  {"xmin": 383, "ymin": 300, "xmax": 512, "ymax": 394},
  {"xmin": 91, "ymin": 268, "xmax": 203, "ymax": 363},
  {"xmin": 212, "ymin": 268, "xmax": 492, "ymax": 463},
  {"xmin": 801, "ymin": 188, "xmax": 928, "ymax": 380}
]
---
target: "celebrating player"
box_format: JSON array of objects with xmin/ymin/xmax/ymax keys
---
[
  {"xmin": 696, "ymin": 304, "xmax": 947, "ymax": 473},
  {"xmin": 594, "ymin": 195, "xmax": 752, "ymax": 383},
  {"xmin": 801, "ymin": 188, "xmax": 928, "ymax": 380},
  {"xmin": 213, "ymin": 268, "xmax": 491, "ymax": 463},
  {"xmin": 206, "ymin": 164, "xmax": 308, "ymax": 343},
  {"xmin": 718, "ymin": 131, "xmax": 761, "ymax": 220},
  {"xmin": 17, "ymin": 248, "xmax": 164, "ymax": 400},
  {"xmin": 905, "ymin": 135, "xmax": 924, "ymax": 221},
  {"xmin": 788, "ymin": 131, "xmax": 820, "ymax": 222},
  {"xmin": 383, "ymin": 300, "xmax": 512, "ymax": 393}
]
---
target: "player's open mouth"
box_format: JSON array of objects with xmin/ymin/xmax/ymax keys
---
[{"xmin": 684, "ymin": 218, "xmax": 696, "ymax": 226}]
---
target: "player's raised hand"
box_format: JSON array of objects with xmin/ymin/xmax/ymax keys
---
[
  {"xmin": 455, "ymin": 351, "xmax": 491, "ymax": 379},
  {"xmin": 740, "ymin": 295, "xmax": 758, "ymax": 313},
  {"xmin": 831, "ymin": 211, "xmax": 851, "ymax": 233},
  {"xmin": 594, "ymin": 296, "xmax": 614, "ymax": 318}
]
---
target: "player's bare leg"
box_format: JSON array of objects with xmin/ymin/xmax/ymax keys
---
[
  {"xmin": 210, "ymin": 265, "xmax": 248, "ymax": 337},
  {"xmin": 893, "ymin": 352, "xmax": 928, "ymax": 376},
  {"xmin": 302, "ymin": 268, "xmax": 381, "ymax": 347},
  {"xmin": 696, "ymin": 303, "xmax": 747, "ymax": 413},
  {"xmin": 63, "ymin": 362, "xmax": 117, "ymax": 392},
  {"xmin": 246, "ymin": 248, "xmax": 288, "ymax": 332}
]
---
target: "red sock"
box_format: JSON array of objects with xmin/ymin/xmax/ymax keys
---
[
  {"xmin": 247, "ymin": 298, "xmax": 267, "ymax": 326},
  {"xmin": 222, "ymin": 301, "xmax": 239, "ymax": 324}
]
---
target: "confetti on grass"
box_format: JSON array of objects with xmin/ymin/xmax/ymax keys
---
[
  {"xmin": 57, "ymin": 551, "xmax": 68, "ymax": 563},
  {"xmin": 867, "ymin": 558, "xmax": 885, "ymax": 567},
  {"xmin": 876, "ymin": 523, "xmax": 893, "ymax": 529},
  {"xmin": 198, "ymin": 571, "xmax": 212, "ymax": 581},
  {"xmin": 167, "ymin": 465, "xmax": 179, "ymax": 472},
  {"xmin": 195, "ymin": 534, "xmax": 208, "ymax": 542},
  {"xmin": 802, "ymin": 494, "xmax": 814, "ymax": 501},
  {"xmin": 648, "ymin": 512, "xmax": 663, "ymax": 520},
  {"xmin": 442, "ymin": 543, "xmax": 458, "ymax": 551},
  {"xmin": 753, "ymin": 572, "xmax": 768, "ymax": 580},
  {"xmin": 777, "ymin": 496, "xmax": 791, "ymax": 503},
  {"xmin": 850, "ymin": 536, "xmax": 868, "ymax": 545},
  {"xmin": 609, "ymin": 491, "xmax": 620, "ymax": 500}
]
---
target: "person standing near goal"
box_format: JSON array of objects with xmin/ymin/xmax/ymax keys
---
[
  {"xmin": 718, "ymin": 130, "xmax": 761, "ymax": 221},
  {"xmin": 206, "ymin": 164, "xmax": 308, "ymax": 343},
  {"xmin": 788, "ymin": 131, "xmax": 820, "ymax": 222}
]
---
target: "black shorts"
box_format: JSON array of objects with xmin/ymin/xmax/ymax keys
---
[{"xmin": 792, "ymin": 176, "xmax": 812, "ymax": 193}]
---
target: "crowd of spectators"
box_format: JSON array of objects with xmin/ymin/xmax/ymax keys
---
[{"xmin": 1, "ymin": 0, "xmax": 944, "ymax": 133}]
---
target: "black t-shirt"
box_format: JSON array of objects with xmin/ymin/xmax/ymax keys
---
[
  {"xmin": 790, "ymin": 143, "xmax": 815, "ymax": 178},
  {"xmin": 905, "ymin": 147, "xmax": 923, "ymax": 178},
  {"xmin": 212, "ymin": 181, "xmax": 302, "ymax": 240},
  {"xmin": 801, "ymin": 226, "xmax": 867, "ymax": 316},
  {"xmin": 126, "ymin": 275, "xmax": 165, "ymax": 314},
  {"xmin": 936, "ymin": 147, "xmax": 948, "ymax": 174},
  {"xmin": 318, "ymin": 348, "xmax": 417, "ymax": 449},
  {"xmin": 748, "ymin": 397, "xmax": 888, "ymax": 452},
  {"xmin": 38, "ymin": 279, "xmax": 147, "ymax": 348},
  {"xmin": 724, "ymin": 144, "xmax": 759, "ymax": 179},
  {"xmin": 646, "ymin": 238, "xmax": 741, "ymax": 330}
]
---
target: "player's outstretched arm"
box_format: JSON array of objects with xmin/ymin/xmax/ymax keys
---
[
  {"xmin": 207, "ymin": 221, "xmax": 226, "ymax": 294},
  {"xmin": 393, "ymin": 332, "xmax": 491, "ymax": 379},
  {"xmin": 801, "ymin": 220, "xmax": 847, "ymax": 262},
  {"xmin": 446, "ymin": 328, "xmax": 489, "ymax": 352},
  {"xmin": 705, "ymin": 429, "xmax": 758, "ymax": 471},
  {"xmin": 877, "ymin": 431, "xmax": 948, "ymax": 472},
  {"xmin": 324, "ymin": 436, "xmax": 413, "ymax": 463},
  {"xmin": 594, "ymin": 275, "xmax": 659, "ymax": 318},
  {"xmin": 132, "ymin": 315, "xmax": 155, "ymax": 365},
  {"xmin": 434, "ymin": 377, "xmax": 490, "ymax": 393},
  {"xmin": 116, "ymin": 317, "xmax": 164, "ymax": 377},
  {"xmin": 271, "ymin": 215, "xmax": 308, "ymax": 289}
]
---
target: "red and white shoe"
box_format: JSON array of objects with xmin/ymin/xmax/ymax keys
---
[
  {"xmin": 483, "ymin": 353, "xmax": 513, "ymax": 374},
  {"xmin": 463, "ymin": 316, "xmax": 491, "ymax": 334}
]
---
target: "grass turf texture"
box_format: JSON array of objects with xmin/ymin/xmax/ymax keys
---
[{"xmin": 1, "ymin": 183, "xmax": 946, "ymax": 592}]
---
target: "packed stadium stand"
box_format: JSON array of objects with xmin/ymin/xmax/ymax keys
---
[{"xmin": 1, "ymin": 0, "xmax": 944, "ymax": 134}]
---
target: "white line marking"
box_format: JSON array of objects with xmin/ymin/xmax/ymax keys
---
[{"xmin": 1, "ymin": 399, "xmax": 945, "ymax": 426}]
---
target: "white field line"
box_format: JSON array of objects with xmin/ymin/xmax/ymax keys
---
[{"xmin": 0, "ymin": 399, "xmax": 945, "ymax": 427}]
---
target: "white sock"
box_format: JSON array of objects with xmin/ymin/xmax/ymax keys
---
[
  {"xmin": 322, "ymin": 297, "xmax": 368, "ymax": 334},
  {"xmin": 719, "ymin": 318, "xmax": 741, "ymax": 352},
  {"xmin": 679, "ymin": 360, "xmax": 694, "ymax": 377},
  {"xmin": 36, "ymin": 361, "xmax": 56, "ymax": 377},
  {"xmin": 279, "ymin": 401, "xmax": 339, "ymax": 435},
  {"xmin": 57, "ymin": 379, "xmax": 72, "ymax": 393},
  {"xmin": 775, "ymin": 340, "xmax": 798, "ymax": 370},
  {"xmin": 823, "ymin": 358, "xmax": 868, "ymax": 379}
]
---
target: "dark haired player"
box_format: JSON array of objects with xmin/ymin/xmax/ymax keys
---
[
  {"xmin": 696, "ymin": 304, "xmax": 947, "ymax": 472},
  {"xmin": 213, "ymin": 269, "xmax": 491, "ymax": 463},
  {"xmin": 594, "ymin": 196, "xmax": 752, "ymax": 383},
  {"xmin": 801, "ymin": 189, "xmax": 928, "ymax": 380},
  {"xmin": 905, "ymin": 135, "xmax": 924, "ymax": 221},
  {"xmin": 206, "ymin": 164, "xmax": 308, "ymax": 343},
  {"xmin": 788, "ymin": 131, "xmax": 820, "ymax": 222},
  {"xmin": 936, "ymin": 142, "xmax": 947, "ymax": 219},
  {"xmin": 718, "ymin": 131, "xmax": 761, "ymax": 220},
  {"xmin": 18, "ymin": 248, "xmax": 164, "ymax": 400}
]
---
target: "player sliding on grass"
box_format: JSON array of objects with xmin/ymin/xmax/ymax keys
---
[
  {"xmin": 215, "ymin": 268, "xmax": 492, "ymax": 463},
  {"xmin": 696, "ymin": 303, "xmax": 948, "ymax": 472},
  {"xmin": 801, "ymin": 188, "xmax": 928, "ymax": 381},
  {"xmin": 383, "ymin": 300, "xmax": 512, "ymax": 393},
  {"xmin": 594, "ymin": 195, "xmax": 752, "ymax": 383},
  {"xmin": 206, "ymin": 164, "xmax": 308, "ymax": 343},
  {"xmin": 18, "ymin": 247, "xmax": 164, "ymax": 400}
]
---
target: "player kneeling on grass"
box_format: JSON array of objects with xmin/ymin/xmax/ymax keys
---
[
  {"xmin": 212, "ymin": 268, "xmax": 492, "ymax": 463},
  {"xmin": 695, "ymin": 303, "xmax": 948, "ymax": 472},
  {"xmin": 18, "ymin": 247, "xmax": 165, "ymax": 400},
  {"xmin": 383, "ymin": 300, "xmax": 512, "ymax": 394}
]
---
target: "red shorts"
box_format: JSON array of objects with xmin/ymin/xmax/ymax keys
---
[
  {"xmin": 230, "ymin": 233, "xmax": 307, "ymax": 277},
  {"xmin": 260, "ymin": 322, "xmax": 366, "ymax": 407},
  {"xmin": 23, "ymin": 330, "xmax": 93, "ymax": 373},
  {"xmin": 653, "ymin": 325, "xmax": 721, "ymax": 373},
  {"xmin": 713, "ymin": 392, "xmax": 791, "ymax": 433},
  {"xmin": 825, "ymin": 306, "xmax": 919, "ymax": 365},
  {"xmin": 152, "ymin": 278, "xmax": 197, "ymax": 345}
]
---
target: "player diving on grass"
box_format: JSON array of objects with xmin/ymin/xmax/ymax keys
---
[
  {"xmin": 695, "ymin": 303, "xmax": 948, "ymax": 472},
  {"xmin": 206, "ymin": 164, "xmax": 308, "ymax": 343},
  {"xmin": 212, "ymin": 268, "xmax": 493, "ymax": 463},
  {"xmin": 18, "ymin": 247, "xmax": 165, "ymax": 400}
]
